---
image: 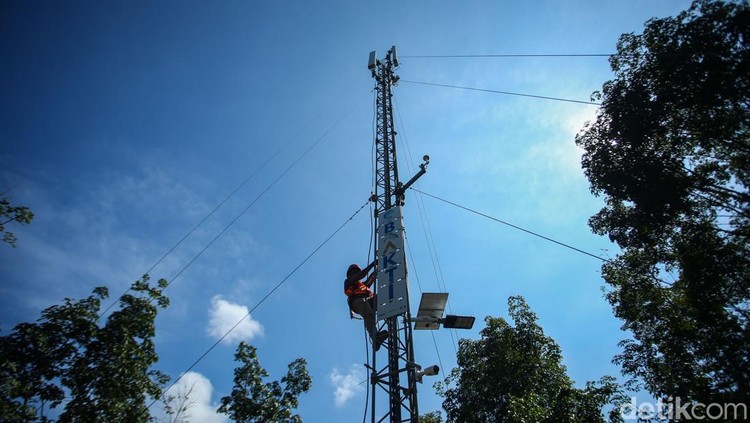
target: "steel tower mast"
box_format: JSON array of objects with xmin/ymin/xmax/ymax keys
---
[{"xmin": 367, "ymin": 46, "xmax": 428, "ymax": 423}]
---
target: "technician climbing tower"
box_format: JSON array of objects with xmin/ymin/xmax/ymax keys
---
[
  {"xmin": 366, "ymin": 46, "xmax": 474, "ymax": 423},
  {"xmin": 367, "ymin": 46, "xmax": 425, "ymax": 423}
]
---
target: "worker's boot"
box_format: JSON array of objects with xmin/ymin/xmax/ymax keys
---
[{"xmin": 374, "ymin": 330, "xmax": 388, "ymax": 351}]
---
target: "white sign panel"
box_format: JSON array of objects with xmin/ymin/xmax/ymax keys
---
[{"xmin": 376, "ymin": 206, "xmax": 408, "ymax": 320}]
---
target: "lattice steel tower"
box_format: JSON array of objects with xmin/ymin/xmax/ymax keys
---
[{"xmin": 367, "ymin": 46, "xmax": 429, "ymax": 423}]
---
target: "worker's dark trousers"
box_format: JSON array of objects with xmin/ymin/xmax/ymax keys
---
[{"xmin": 349, "ymin": 296, "xmax": 377, "ymax": 341}]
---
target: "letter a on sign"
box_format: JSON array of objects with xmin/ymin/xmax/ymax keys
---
[{"xmin": 376, "ymin": 206, "xmax": 408, "ymax": 320}]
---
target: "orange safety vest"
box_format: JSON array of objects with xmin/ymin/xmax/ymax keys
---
[{"xmin": 345, "ymin": 279, "xmax": 373, "ymax": 299}]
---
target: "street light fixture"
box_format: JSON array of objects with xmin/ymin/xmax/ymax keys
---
[
  {"xmin": 443, "ymin": 314, "xmax": 476, "ymax": 329},
  {"xmin": 413, "ymin": 293, "xmax": 475, "ymax": 330}
]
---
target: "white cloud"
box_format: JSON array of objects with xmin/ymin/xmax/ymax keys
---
[
  {"xmin": 161, "ymin": 371, "xmax": 226, "ymax": 423},
  {"xmin": 329, "ymin": 365, "xmax": 365, "ymax": 408},
  {"xmin": 207, "ymin": 295, "xmax": 264, "ymax": 344}
]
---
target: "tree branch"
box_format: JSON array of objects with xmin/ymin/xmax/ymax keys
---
[
  {"xmin": 693, "ymin": 191, "xmax": 748, "ymax": 217},
  {"xmin": 682, "ymin": 164, "xmax": 750, "ymax": 204}
]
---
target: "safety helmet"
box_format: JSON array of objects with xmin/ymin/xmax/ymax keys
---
[{"xmin": 347, "ymin": 264, "xmax": 361, "ymax": 276}]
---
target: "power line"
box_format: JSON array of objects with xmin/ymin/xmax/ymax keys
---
[
  {"xmin": 411, "ymin": 190, "xmax": 684, "ymax": 289},
  {"xmin": 148, "ymin": 200, "xmax": 371, "ymax": 412},
  {"xmin": 110, "ymin": 96, "xmax": 371, "ymax": 413},
  {"xmin": 165, "ymin": 96, "xmax": 367, "ymax": 289},
  {"xmin": 405, "ymin": 238, "xmax": 446, "ymax": 379},
  {"xmin": 402, "ymin": 53, "xmax": 612, "ymax": 58},
  {"xmin": 394, "ymin": 101, "xmax": 441, "ymax": 292},
  {"xmin": 394, "ymin": 99, "xmax": 459, "ymax": 354},
  {"xmin": 411, "ymin": 188, "xmax": 608, "ymax": 262},
  {"xmin": 100, "ymin": 92, "xmax": 370, "ymax": 319},
  {"xmin": 401, "ymin": 80, "xmax": 601, "ymax": 106},
  {"xmin": 101, "ymin": 92, "xmax": 369, "ymax": 322}
]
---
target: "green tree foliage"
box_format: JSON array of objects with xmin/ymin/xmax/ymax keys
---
[
  {"xmin": 0, "ymin": 275, "xmax": 170, "ymax": 422},
  {"xmin": 435, "ymin": 296, "xmax": 625, "ymax": 423},
  {"xmin": 575, "ymin": 0, "xmax": 749, "ymax": 410},
  {"xmin": 0, "ymin": 196, "xmax": 34, "ymax": 247},
  {"xmin": 217, "ymin": 341, "xmax": 312, "ymax": 423},
  {"xmin": 420, "ymin": 410, "xmax": 444, "ymax": 423}
]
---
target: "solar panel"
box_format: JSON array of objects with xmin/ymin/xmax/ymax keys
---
[{"xmin": 414, "ymin": 293, "xmax": 448, "ymax": 330}]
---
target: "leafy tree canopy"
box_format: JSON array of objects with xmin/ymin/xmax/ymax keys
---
[
  {"xmin": 0, "ymin": 275, "xmax": 170, "ymax": 422},
  {"xmin": 217, "ymin": 341, "xmax": 312, "ymax": 423},
  {"xmin": 420, "ymin": 410, "xmax": 444, "ymax": 423},
  {"xmin": 435, "ymin": 296, "xmax": 625, "ymax": 423},
  {"xmin": 575, "ymin": 0, "xmax": 749, "ymax": 409}
]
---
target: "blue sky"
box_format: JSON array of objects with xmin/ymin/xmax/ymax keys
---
[{"xmin": 1, "ymin": 1, "xmax": 691, "ymax": 421}]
